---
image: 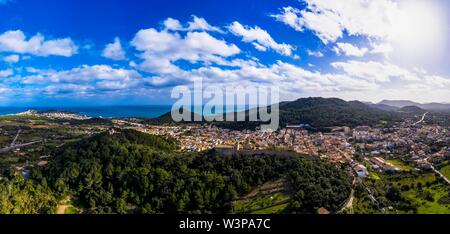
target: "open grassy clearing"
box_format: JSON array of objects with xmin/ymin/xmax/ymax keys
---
[
  {"xmin": 251, "ymin": 203, "xmax": 289, "ymax": 214},
  {"xmin": 386, "ymin": 159, "xmax": 415, "ymax": 171},
  {"xmin": 368, "ymin": 171, "xmax": 381, "ymax": 181},
  {"xmin": 388, "ymin": 173, "xmax": 450, "ymax": 214},
  {"xmin": 439, "ymin": 164, "xmax": 450, "ymax": 180},
  {"xmin": 232, "ymin": 179, "xmax": 291, "ymax": 214},
  {"xmin": 233, "ymin": 191, "xmax": 290, "ymax": 214},
  {"xmin": 395, "ymin": 173, "xmax": 436, "ymax": 187},
  {"xmin": 402, "ymin": 184, "xmax": 450, "ymax": 214}
]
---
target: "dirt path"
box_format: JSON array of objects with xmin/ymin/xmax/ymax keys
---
[
  {"xmin": 338, "ymin": 178, "xmax": 356, "ymax": 213},
  {"xmin": 56, "ymin": 196, "xmax": 72, "ymax": 214},
  {"xmin": 339, "ymin": 188, "xmax": 354, "ymax": 213},
  {"xmin": 56, "ymin": 205, "xmax": 69, "ymax": 214}
]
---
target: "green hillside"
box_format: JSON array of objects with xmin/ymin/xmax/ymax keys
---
[
  {"xmin": 151, "ymin": 97, "xmax": 401, "ymax": 131},
  {"xmin": 37, "ymin": 129, "xmax": 352, "ymax": 214}
]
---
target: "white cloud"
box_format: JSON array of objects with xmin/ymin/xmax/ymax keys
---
[
  {"xmin": 331, "ymin": 60, "xmax": 422, "ymax": 82},
  {"xmin": 102, "ymin": 37, "xmax": 127, "ymax": 60},
  {"xmin": 8, "ymin": 57, "xmax": 450, "ymax": 103},
  {"xmin": 370, "ymin": 42, "xmax": 394, "ymax": 56},
  {"xmin": 129, "ymin": 16, "xmax": 450, "ymax": 101},
  {"xmin": 163, "ymin": 18, "xmax": 184, "ymax": 31},
  {"xmin": 7, "ymin": 65, "xmax": 149, "ymax": 99},
  {"xmin": 8, "ymin": 64, "xmax": 175, "ymax": 100},
  {"xmin": 0, "ymin": 30, "xmax": 78, "ymax": 57},
  {"xmin": 0, "ymin": 69, "xmax": 13, "ymax": 78},
  {"xmin": 251, "ymin": 42, "xmax": 267, "ymax": 52},
  {"xmin": 333, "ymin": 43, "xmax": 368, "ymax": 57},
  {"xmin": 272, "ymin": 0, "xmax": 447, "ymax": 71},
  {"xmin": 228, "ymin": 21, "xmax": 295, "ymax": 57},
  {"xmin": 307, "ymin": 50, "xmax": 324, "ymax": 57},
  {"xmin": 187, "ymin": 16, "xmax": 223, "ymax": 32},
  {"xmin": 22, "ymin": 65, "xmax": 141, "ymax": 86},
  {"xmin": 423, "ymin": 75, "xmax": 450, "ymax": 89},
  {"xmin": 163, "ymin": 15, "xmax": 223, "ymax": 33},
  {"xmin": 44, "ymin": 84, "xmax": 92, "ymax": 96},
  {"xmin": 272, "ymin": 0, "xmax": 399, "ymax": 44},
  {"xmin": 185, "ymin": 60, "xmax": 382, "ymax": 97},
  {"xmin": 2, "ymin": 13, "xmax": 446, "ymax": 103},
  {"xmin": 131, "ymin": 27, "xmax": 240, "ymax": 74},
  {"xmin": 25, "ymin": 67, "xmax": 42, "ymax": 73},
  {"xmin": 271, "ymin": 7, "xmax": 304, "ymax": 32},
  {"xmin": 3, "ymin": 54, "xmax": 20, "ymax": 63}
]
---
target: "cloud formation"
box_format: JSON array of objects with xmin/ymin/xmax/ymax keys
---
[
  {"xmin": 333, "ymin": 43, "xmax": 368, "ymax": 57},
  {"xmin": 0, "ymin": 10, "xmax": 448, "ymax": 104},
  {"xmin": 307, "ymin": 50, "xmax": 324, "ymax": 57},
  {"xmin": 163, "ymin": 15, "xmax": 223, "ymax": 33},
  {"xmin": 131, "ymin": 24, "xmax": 240, "ymax": 74},
  {"xmin": 272, "ymin": 0, "xmax": 399, "ymax": 44},
  {"xmin": 2, "ymin": 54, "xmax": 20, "ymax": 63},
  {"xmin": 228, "ymin": 21, "xmax": 296, "ymax": 58},
  {"xmin": 0, "ymin": 30, "xmax": 78, "ymax": 57},
  {"xmin": 0, "ymin": 69, "xmax": 13, "ymax": 78},
  {"xmin": 5, "ymin": 54, "xmax": 450, "ymax": 103},
  {"xmin": 102, "ymin": 37, "xmax": 127, "ymax": 60}
]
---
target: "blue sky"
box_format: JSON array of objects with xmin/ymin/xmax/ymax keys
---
[{"xmin": 0, "ymin": 0, "xmax": 449, "ymax": 106}]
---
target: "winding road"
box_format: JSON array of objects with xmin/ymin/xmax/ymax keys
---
[
  {"xmin": 11, "ymin": 129, "xmax": 21, "ymax": 147},
  {"xmin": 431, "ymin": 165, "xmax": 450, "ymax": 185},
  {"xmin": 413, "ymin": 112, "xmax": 429, "ymax": 126},
  {"xmin": 0, "ymin": 141, "xmax": 42, "ymax": 153}
]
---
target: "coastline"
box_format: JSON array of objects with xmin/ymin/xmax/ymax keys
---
[{"xmin": 0, "ymin": 105, "xmax": 172, "ymax": 119}]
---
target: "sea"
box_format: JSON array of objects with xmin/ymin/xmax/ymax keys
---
[
  {"xmin": 0, "ymin": 105, "xmax": 250, "ymax": 119},
  {"xmin": 0, "ymin": 106, "xmax": 172, "ymax": 119}
]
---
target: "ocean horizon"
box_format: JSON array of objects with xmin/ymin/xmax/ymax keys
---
[
  {"xmin": 0, "ymin": 106, "xmax": 172, "ymax": 119},
  {"xmin": 0, "ymin": 105, "xmax": 253, "ymax": 119}
]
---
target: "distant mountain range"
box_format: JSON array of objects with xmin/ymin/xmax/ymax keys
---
[
  {"xmin": 365, "ymin": 103, "xmax": 400, "ymax": 112},
  {"xmin": 377, "ymin": 100, "xmax": 450, "ymax": 112}
]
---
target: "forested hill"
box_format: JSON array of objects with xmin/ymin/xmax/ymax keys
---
[
  {"xmin": 34, "ymin": 129, "xmax": 352, "ymax": 214},
  {"xmin": 150, "ymin": 97, "xmax": 401, "ymax": 130},
  {"xmin": 278, "ymin": 97, "xmax": 400, "ymax": 129},
  {"xmin": 397, "ymin": 106, "xmax": 427, "ymax": 114}
]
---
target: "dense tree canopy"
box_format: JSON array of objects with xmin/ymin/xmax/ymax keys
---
[
  {"xmin": 41, "ymin": 129, "xmax": 352, "ymax": 214},
  {"xmin": 0, "ymin": 176, "xmax": 57, "ymax": 214}
]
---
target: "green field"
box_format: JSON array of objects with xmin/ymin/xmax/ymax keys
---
[
  {"xmin": 0, "ymin": 115, "xmax": 46, "ymax": 122},
  {"xmin": 352, "ymin": 197, "xmax": 381, "ymax": 214},
  {"xmin": 232, "ymin": 178, "xmax": 293, "ymax": 214},
  {"xmin": 394, "ymin": 173, "xmax": 450, "ymax": 214},
  {"xmin": 387, "ymin": 159, "xmax": 415, "ymax": 171},
  {"xmin": 402, "ymin": 184, "xmax": 450, "ymax": 214},
  {"xmin": 358, "ymin": 171, "xmax": 450, "ymax": 214},
  {"xmin": 396, "ymin": 173, "xmax": 436, "ymax": 187},
  {"xmin": 233, "ymin": 192, "xmax": 290, "ymax": 214},
  {"xmin": 63, "ymin": 138, "xmax": 83, "ymax": 143},
  {"xmin": 64, "ymin": 206, "xmax": 79, "ymax": 214},
  {"xmin": 30, "ymin": 119, "xmax": 48, "ymax": 124},
  {"xmin": 440, "ymin": 164, "xmax": 450, "ymax": 180},
  {"xmin": 369, "ymin": 171, "xmax": 381, "ymax": 181},
  {"xmin": 251, "ymin": 203, "xmax": 289, "ymax": 214}
]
